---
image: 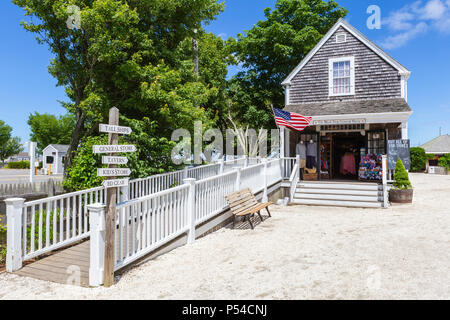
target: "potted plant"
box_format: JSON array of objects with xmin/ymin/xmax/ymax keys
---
[{"xmin": 389, "ymin": 158, "xmax": 413, "ymax": 203}]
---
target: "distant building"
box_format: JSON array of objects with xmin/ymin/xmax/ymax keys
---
[
  {"xmin": 420, "ymin": 134, "xmax": 450, "ymax": 174},
  {"xmin": 42, "ymin": 144, "xmax": 70, "ymax": 175},
  {"xmin": 6, "ymin": 152, "xmax": 31, "ymax": 163}
]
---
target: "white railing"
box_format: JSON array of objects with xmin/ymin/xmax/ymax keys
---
[
  {"xmin": 281, "ymin": 157, "xmax": 296, "ymax": 179},
  {"xmin": 195, "ymin": 171, "xmax": 237, "ymax": 224},
  {"xmin": 6, "ymin": 156, "xmax": 279, "ymax": 278},
  {"xmin": 223, "ymin": 157, "xmax": 246, "ymax": 173},
  {"xmin": 5, "ymin": 186, "xmax": 105, "ymax": 267},
  {"xmin": 113, "ymin": 184, "xmax": 190, "ymax": 272},
  {"xmin": 187, "ymin": 163, "xmax": 221, "ymax": 181},
  {"xmin": 128, "ymin": 170, "xmax": 185, "ymax": 200},
  {"xmin": 289, "ymin": 162, "xmax": 300, "ymax": 202},
  {"xmin": 266, "ymin": 158, "xmax": 282, "ymax": 187},
  {"xmin": 239, "ymin": 163, "xmax": 265, "ymax": 193}
]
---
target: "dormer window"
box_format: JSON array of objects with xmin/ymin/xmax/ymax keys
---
[
  {"xmin": 336, "ymin": 33, "xmax": 346, "ymax": 43},
  {"xmin": 329, "ymin": 56, "xmax": 355, "ymax": 96}
]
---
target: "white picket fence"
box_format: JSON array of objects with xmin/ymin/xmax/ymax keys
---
[
  {"xmin": 0, "ymin": 180, "xmax": 63, "ymax": 196},
  {"xmin": 88, "ymin": 158, "xmax": 283, "ymax": 286},
  {"xmin": 4, "ymin": 156, "xmax": 249, "ymax": 271}
]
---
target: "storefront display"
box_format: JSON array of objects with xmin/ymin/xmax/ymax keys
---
[{"xmin": 358, "ymin": 154, "xmax": 383, "ymax": 181}]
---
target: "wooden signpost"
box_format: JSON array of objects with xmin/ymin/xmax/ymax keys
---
[{"xmin": 94, "ymin": 107, "xmax": 134, "ymax": 287}]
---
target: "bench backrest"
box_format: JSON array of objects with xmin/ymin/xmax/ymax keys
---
[{"xmin": 225, "ymin": 188, "xmax": 258, "ymax": 215}]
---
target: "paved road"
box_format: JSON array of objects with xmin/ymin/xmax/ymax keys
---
[{"xmin": 0, "ymin": 169, "xmax": 63, "ymax": 184}]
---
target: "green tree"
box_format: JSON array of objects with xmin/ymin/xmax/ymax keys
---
[
  {"xmin": 0, "ymin": 120, "xmax": 23, "ymax": 165},
  {"xmin": 27, "ymin": 112, "xmax": 76, "ymax": 152},
  {"xmin": 63, "ymin": 116, "xmax": 182, "ymax": 191},
  {"xmin": 410, "ymin": 147, "xmax": 427, "ymax": 172},
  {"xmin": 438, "ymin": 154, "xmax": 450, "ymax": 170},
  {"xmin": 14, "ymin": 0, "xmax": 225, "ymax": 177},
  {"xmin": 228, "ymin": 0, "xmax": 347, "ymax": 128},
  {"xmin": 393, "ymin": 159, "xmax": 412, "ymax": 190}
]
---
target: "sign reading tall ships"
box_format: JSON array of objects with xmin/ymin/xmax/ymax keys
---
[{"xmin": 93, "ymin": 107, "xmax": 135, "ymax": 287}]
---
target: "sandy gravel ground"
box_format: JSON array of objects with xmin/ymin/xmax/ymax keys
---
[{"xmin": 1, "ymin": 173, "xmax": 450, "ymax": 300}]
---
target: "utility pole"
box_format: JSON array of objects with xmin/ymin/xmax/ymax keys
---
[{"xmin": 193, "ymin": 28, "xmax": 199, "ymax": 77}]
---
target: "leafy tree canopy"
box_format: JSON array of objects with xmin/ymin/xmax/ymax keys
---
[
  {"xmin": 27, "ymin": 112, "xmax": 76, "ymax": 152},
  {"xmin": 0, "ymin": 120, "xmax": 23, "ymax": 164},
  {"xmin": 228, "ymin": 0, "xmax": 347, "ymax": 128},
  {"xmin": 13, "ymin": 0, "xmax": 226, "ymax": 176}
]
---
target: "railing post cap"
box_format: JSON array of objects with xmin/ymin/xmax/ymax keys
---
[
  {"xmin": 184, "ymin": 178, "xmax": 196, "ymax": 184},
  {"xmin": 87, "ymin": 203, "xmax": 107, "ymax": 211},
  {"xmin": 4, "ymin": 197, "xmax": 25, "ymax": 205}
]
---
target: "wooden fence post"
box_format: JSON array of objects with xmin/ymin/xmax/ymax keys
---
[
  {"xmin": 104, "ymin": 107, "xmax": 119, "ymax": 287},
  {"xmin": 5, "ymin": 197, "xmax": 25, "ymax": 272},
  {"xmin": 88, "ymin": 203, "xmax": 106, "ymax": 287},
  {"xmin": 184, "ymin": 178, "xmax": 196, "ymax": 244}
]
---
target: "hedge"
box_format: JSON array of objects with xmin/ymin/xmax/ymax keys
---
[{"xmin": 7, "ymin": 160, "xmax": 30, "ymax": 169}]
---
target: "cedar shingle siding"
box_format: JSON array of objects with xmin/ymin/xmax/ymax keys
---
[{"xmin": 289, "ymin": 27, "xmax": 401, "ymax": 104}]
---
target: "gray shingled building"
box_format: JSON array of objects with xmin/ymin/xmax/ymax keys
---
[{"xmin": 279, "ymin": 18, "xmax": 412, "ymax": 182}]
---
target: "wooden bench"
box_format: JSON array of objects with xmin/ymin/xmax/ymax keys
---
[{"xmin": 225, "ymin": 188, "xmax": 273, "ymax": 229}]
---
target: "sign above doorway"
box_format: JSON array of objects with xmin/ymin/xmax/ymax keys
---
[{"xmin": 312, "ymin": 118, "xmax": 366, "ymax": 126}]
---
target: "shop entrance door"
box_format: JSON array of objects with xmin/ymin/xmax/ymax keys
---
[{"xmin": 331, "ymin": 132, "xmax": 365, "ymax": 180}]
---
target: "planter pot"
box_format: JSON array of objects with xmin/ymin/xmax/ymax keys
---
[{"xmin": 389, "ymin": 188, "xmax": 413, "ymax": 204}]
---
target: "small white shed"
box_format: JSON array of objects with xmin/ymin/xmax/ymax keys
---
[{"xmin": 42, "ymin": 144, "xmax": 69, "ymax": 175}]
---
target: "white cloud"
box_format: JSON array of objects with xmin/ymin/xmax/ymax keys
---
[
  {"xmin": 381, "ymin": 22, "xmax": 428, "ymax": 49},
  {"xmin": 381, "ymin": 0, "xmax": 450, "ymax": 49},
  {"xmin": 421, "ymin": 0, "xmax": 447, "ymax": 19}
]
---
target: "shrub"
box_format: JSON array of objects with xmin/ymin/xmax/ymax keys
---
[
  {"xmin": 438, "ymin": 154, "xmax": 450, "ymax": 170},
  {"xmin": 410, "ymin": 147, "xmax": 427, "ymax": 172},
  {"xmin": 393, "ymin": 158, "xmax": 412, "ymax": 190},
  {"xmin": 0, "ymin": 224, "xmax": 6, "ymax": 266},
  {"xmin": 7, "ymin": 160, "xmax": 30, "ymax": 169}
]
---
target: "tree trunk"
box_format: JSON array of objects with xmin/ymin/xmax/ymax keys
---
[{"xmin": 64, "ymin": 108, "xmax": 86, "ymax": 180}]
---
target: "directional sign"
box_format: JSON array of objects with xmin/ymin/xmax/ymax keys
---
[
  {"xmin": 102, "ymin": 156, "xmax": 128, "ymax": 165},
  {"xmin": 99, "ymin": 124, "xmax": 132, "ymax": 135},
  {"xmin": 102, "ymin": 178, "xmax": 129, "ymax": 189},
  {"xmin": 93, "ymin": 145, "xmax": 136, "ymax": 154},
  {"xmin": 97, "ymin": 168, "xmax": 131, "ymax": 177}
]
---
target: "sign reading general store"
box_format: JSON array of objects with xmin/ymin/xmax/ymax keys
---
[{"xmin": 93, "ymin": 145, "xmax": 136, "ymax": 153}]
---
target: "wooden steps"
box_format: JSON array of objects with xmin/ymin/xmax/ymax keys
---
[{"xmin": 292, "ymin": 181, "xmax": 383, "ymax": 208}]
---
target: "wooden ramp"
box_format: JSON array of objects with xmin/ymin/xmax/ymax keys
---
[{"xmin": 14, "ymin": 241, "xmax": 90, "ymax": 287}]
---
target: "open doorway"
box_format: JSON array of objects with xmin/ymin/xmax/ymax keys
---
[{"xmin": 332, "ymin": 132, "xmax": 365, "ymax": 180}]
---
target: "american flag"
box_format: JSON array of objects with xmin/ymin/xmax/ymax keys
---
[{"xmin": 273, "ymin": 107, "xmax": 312, "ymax": 132}]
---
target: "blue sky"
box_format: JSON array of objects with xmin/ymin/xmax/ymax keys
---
[{"xmin": 1, "ymin": 0, "xmax": 449, "ymax": 149}]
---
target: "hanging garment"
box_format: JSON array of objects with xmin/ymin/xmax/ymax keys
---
[
  {"xmin": 306, "ymin": 142, "xmax": 317, "ymax": 157},
  {"xmin": 306, "ymin": 155, "xmax": 316, "ymax": 169},
  {"xmin": 296, "ymin": 143, "xmax": 307, "ymax": 159},
  {"xmin": 340, "ymin": 154, "xmax": 356, "ymax": 175}
]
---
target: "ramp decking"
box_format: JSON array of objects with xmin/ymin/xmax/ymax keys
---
[{"xmin": 14, "ymin": 241, "xmax": 90, "ymax": 287}]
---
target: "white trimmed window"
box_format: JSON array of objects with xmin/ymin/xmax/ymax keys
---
[{"xmin": 329, "ymin": 56, "xmax": 355, "ymax": 96}]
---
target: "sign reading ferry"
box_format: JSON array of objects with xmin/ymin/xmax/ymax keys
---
[
  {"xmin": 102, "ymin": 178, "xmax": 129, "ymax": 188},
  {"xmin": 97, "ymin": 168, "xmax": 131, "ymax": 177},
  {"xmin": 99, "ymin": 124, "xmax": 132, "ymax": 135},
  {"xmin": 93, "ymin": 145, "xmax": 136, "ymax": 153},
  {"xmin": 102, "ymin": 156, "xmax": 128, "ymax": 165}
]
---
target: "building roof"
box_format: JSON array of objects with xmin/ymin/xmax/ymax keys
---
[
  {"xmin": 284, "ymin": 98, "xmax": 412, "ymax": 117},
  {"xmin": 420, "ymin": 135, "xmax": 450, "ymax": 154},
  {"xmin": 45, "ymin": 144, "xmax": 70, "ymax": 153},
  {"xmin": 282, "ymin": 18, "xmax": 410, "ymax": 86}
]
